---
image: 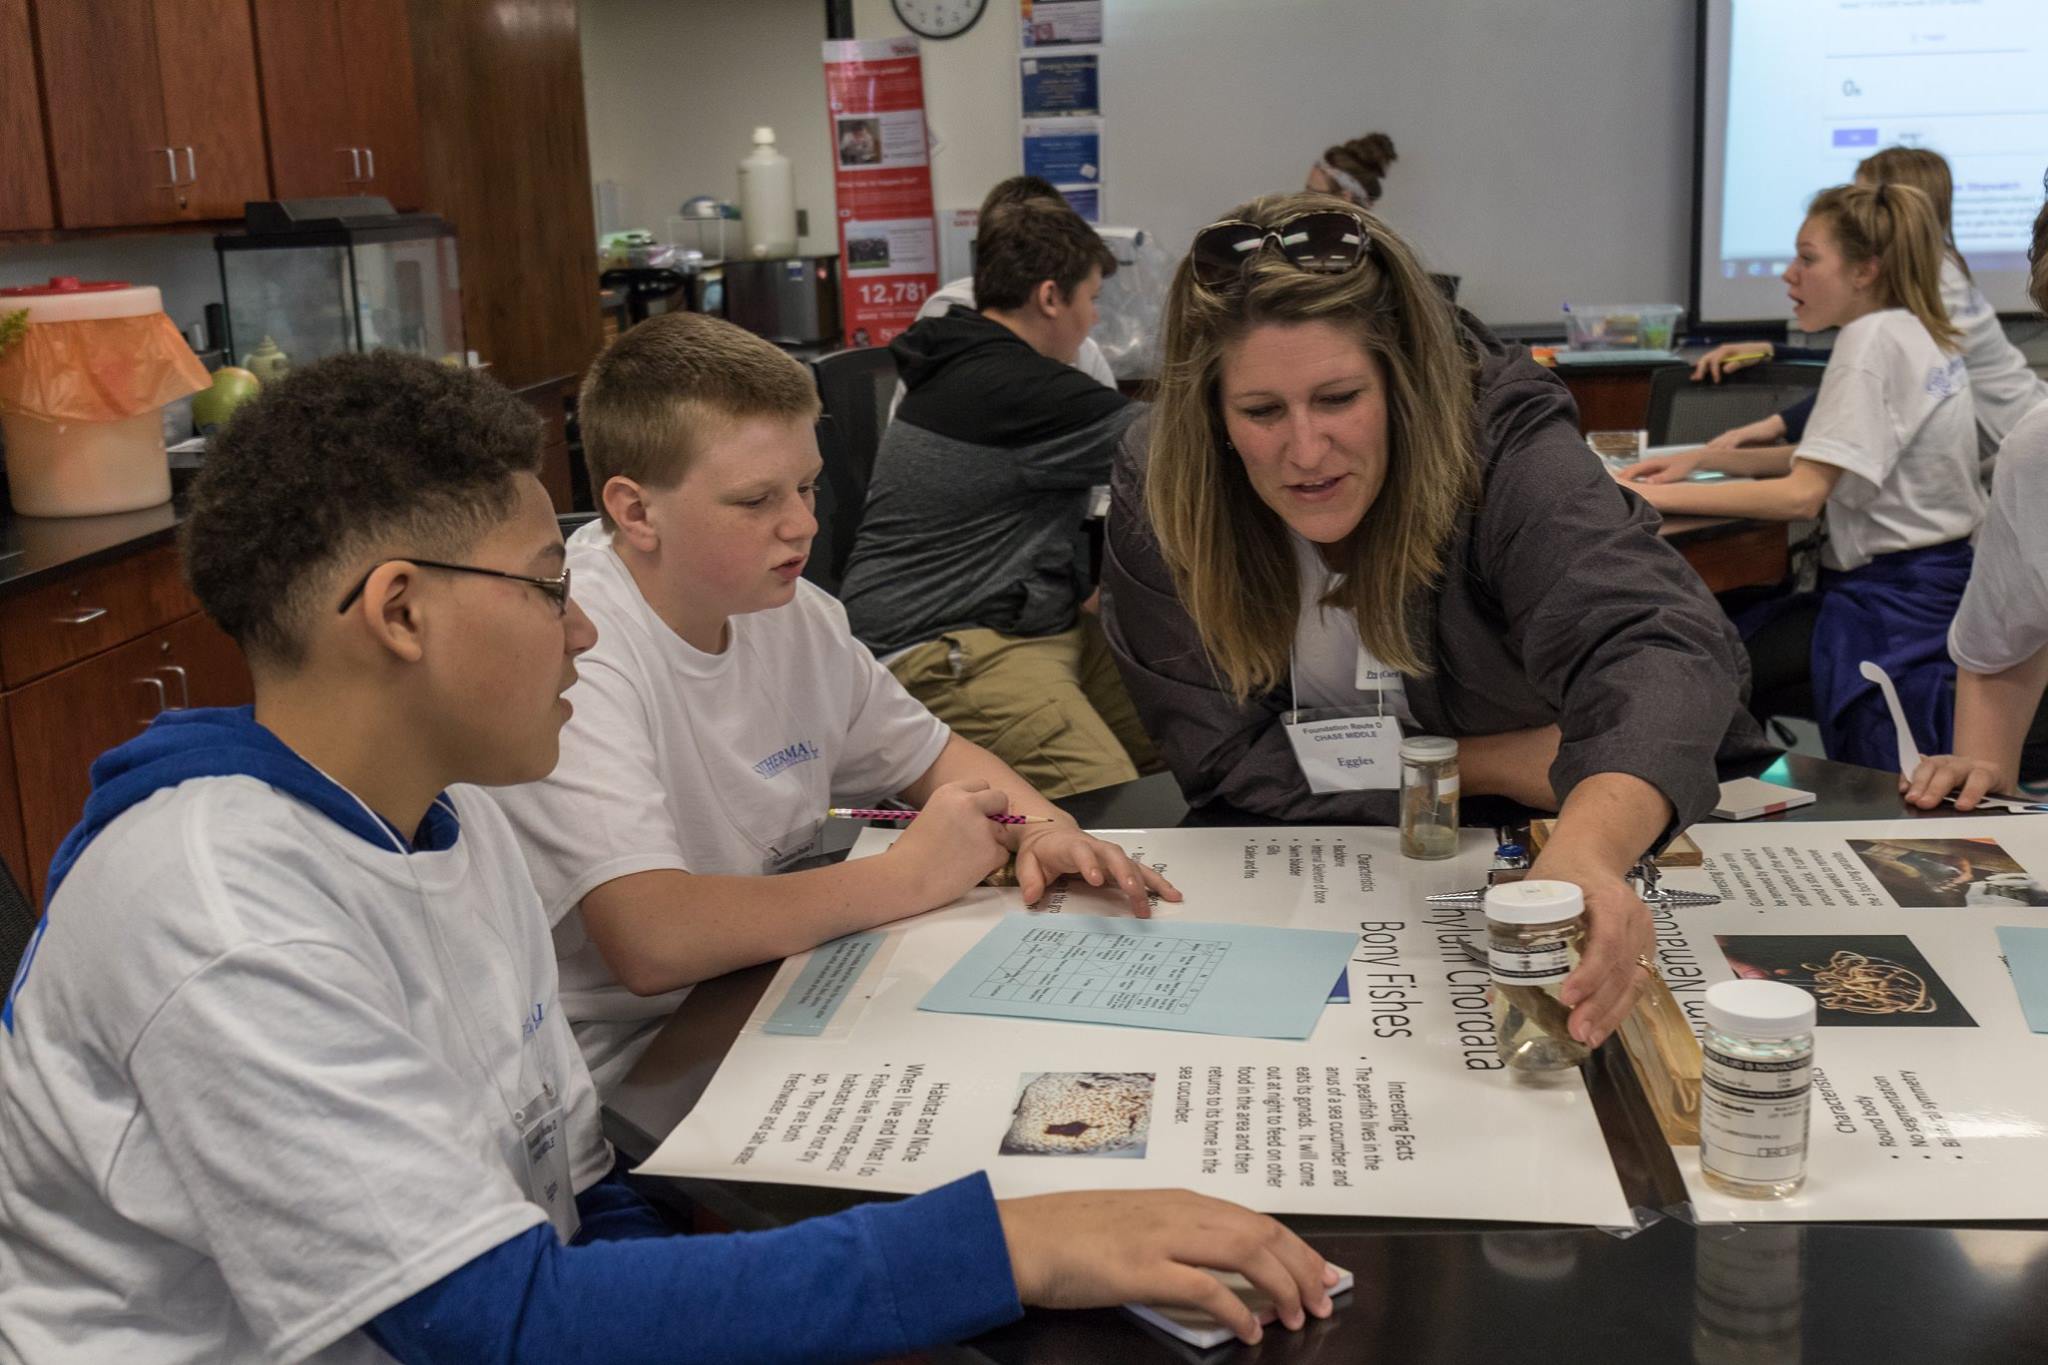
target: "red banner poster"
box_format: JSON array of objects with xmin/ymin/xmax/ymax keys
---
[{"xmin": 821, "ymin": 37, "xmax": 939, "ymax": 348}]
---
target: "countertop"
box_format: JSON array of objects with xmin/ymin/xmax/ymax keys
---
[{"xmin": 0, "ymin": 491, "xmax": 187, "ymax": 598}]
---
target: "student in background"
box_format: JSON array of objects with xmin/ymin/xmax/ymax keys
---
[
  {"xmin": 890, "ymin": 174, "xmax": 1117, "ymax": 419},
  {"xmin": 1691, "ymin": 147, "xmax": 2045, "ymax": 477},
  {"xmin": 0, "ymin": 353, "xmax": 1333, "ymax": 1360},
  {"xmin": 1620, "ymin": 182, "xmax": 1983, "ymax": 770},
  {"xmin": 1104, "ymin": 193, "xmax": 1770, "ymax": 1052},
  {"xmin": 1906, "ymin": 194, "xmax": 2048, "ymax": 809},
  {"xmin": 1304, "ymin": 132, "xmax": 1396, "ymax": 210},
  {"xmin": 839, "ymin": 199, "xmax": 1159, "ymax": 799},
  {"xmin": 493, "ymin": 313, "xmax": 1174, "ymax": 1097}
]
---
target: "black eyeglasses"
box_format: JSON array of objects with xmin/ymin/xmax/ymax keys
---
[
  {"xmin": 1189, "ymin": 210, "xmax": 1373, "ymax": 291},
  {"xmin": 335, "ymin": 559, "xmax": 572, "ymax": 614}
]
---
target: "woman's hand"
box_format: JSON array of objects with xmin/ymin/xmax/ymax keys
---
[
  {"xmin": 1614, "ymin": 449, "xmax": 1705, "ymax": 485},
  {"xmin": 1011, "ymin": 819, "xmax": 1182, "ymax": 917},
  {"xmin": 1691, "ymin": 341, "xmax": 1773, "ymax": 382},
  {"xmin": 1542, "ymin": 866, "xmax": 1656, "ymax": 1048},
  {"xmin": 999, "ymin": 1189, "xmax": 1339, "ymax": 1345},
  {"xmin": 1902, "ymin": 753, "xmax": 2016, "ymax": 811}
]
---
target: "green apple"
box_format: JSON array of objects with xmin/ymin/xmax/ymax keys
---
[{"xmin": 192, "ymin": 366, "xmax": 260, "ymax": 431}]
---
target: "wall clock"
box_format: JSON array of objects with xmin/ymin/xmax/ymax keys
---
[{"xmin": 891, "ymin": 0, "xmax": 988, "ymax": 40}]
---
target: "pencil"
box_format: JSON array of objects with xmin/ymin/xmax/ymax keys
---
[
  {"xmin": 1719, "ymin": 350, "xmax": 1771, "ymax": 366},
  {"xmin": 825, "ymin": 807, "xmax": 1056, "ymax": 826}
]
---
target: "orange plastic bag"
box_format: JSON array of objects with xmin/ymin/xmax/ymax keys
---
[{"xmin": 0, "ymin": 313, "xmax": 210, "ymax": 424}]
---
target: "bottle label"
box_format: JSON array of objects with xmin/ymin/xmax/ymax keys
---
[
  {"xmin": 1489, "ymin": 937, "xmax": 1571, "ymax": 984},
  {"xmin": 1700, "ymin": 1045, "xmax": 1812, "ymax": 1187}
]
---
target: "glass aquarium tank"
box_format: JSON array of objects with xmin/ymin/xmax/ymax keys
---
[{"xmin": 216, "ymin": 199, "xmax": 465, "ymax": 377}]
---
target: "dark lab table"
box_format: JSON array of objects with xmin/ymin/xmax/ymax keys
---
[{"xmin": 605, "ymin": 755, "xmax": 2048, "ymax": 1364}]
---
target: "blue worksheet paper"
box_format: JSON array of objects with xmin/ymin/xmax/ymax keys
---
[
  {"xmin": 1997, "ymin": 925, "xmax": 2048, "ymax": 1033},
  {"xmin": 918, "ymin": 913, "xmax": 1357, "ymax": 1039}
]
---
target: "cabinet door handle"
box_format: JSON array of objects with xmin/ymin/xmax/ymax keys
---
[
  {"xmin": 181, "ymin": 146, "xmax": 197, "ymax": 184},
  {"xmin": 339, "ymin": 146, "xmax": 362, "ymax": 182},
  {"xmin": 53, "ymin": 606, "xmax": 108, "ymax": 626},
  {"xmin": 156, "ymin": 146, "xmax": 178, "ymax": 187},
  {"xmin": 134, "ymin": 674, "xmax": 168, "ymax": 727},
  {"xmin": 156, "ymin": 664, "xmax": 190, "ymax": 710},
  {"xmin": 362, "ymin": 146, "xmax": 375, "ymax": 182}
]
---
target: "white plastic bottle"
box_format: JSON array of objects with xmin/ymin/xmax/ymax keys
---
[
  {"xmin": 1699, "ymin": 980, "xmax": 1815, "ymax": 1198},
  {"xmin": 737, "ymin": 126, "xmax": 798, "ymax": 260}
]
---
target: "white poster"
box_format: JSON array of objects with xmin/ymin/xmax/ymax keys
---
[
  {"xmin": 638, "ymin": 827, "xmax": 1638, "ymax": 1228},
  {"xmin": 1655, "ymin": 817, "xmax": 2048, "ymax": 1222}
]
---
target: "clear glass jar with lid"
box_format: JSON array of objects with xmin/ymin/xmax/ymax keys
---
[
  {"xmin": 1699, "ymin": 980, "xmax": 1815, "ymax": 1198},
  {"xmin": 1484, "ymin": 879, "xmax": 1589, "ymax": 1070},
  {"xmin": 1399, "ymin": 735, "xmax": 1459, "ymax": 859}
]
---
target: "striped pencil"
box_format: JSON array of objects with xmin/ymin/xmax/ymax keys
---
[{"xmin": 825, "ymin": 807, "xmax": 1055, "ymax": 826}]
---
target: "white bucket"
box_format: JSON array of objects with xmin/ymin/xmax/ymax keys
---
[
  {"xmin": 0, "ymin": 410, "xmax": 170, "ymax": 518},
  {"xmin": 0, "ymin": 279, "xmax": 177, "ymax": 518}
]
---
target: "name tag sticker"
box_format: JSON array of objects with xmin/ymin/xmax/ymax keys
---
[
  {"xmin": 1282, "ymin": 712, "xmax": 1404, "ymax": 793},
  {"xmin": 517, "ymin": 1089, "xmax": 580, "ymax": 1244}
]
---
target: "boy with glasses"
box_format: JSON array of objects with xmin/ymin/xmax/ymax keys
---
[{"xmin": 0, "ymin": 353, "xmax": 1335, "ymax": 1359}]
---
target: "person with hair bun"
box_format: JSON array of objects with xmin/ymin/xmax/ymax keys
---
[
  {"xmin": 1905, "ymin": 189, "xmax": 2048, "ymax": 809},
  {"xmin": 1103, "ymin": 192, "xmax": 1770, "ymax": 1051},
  {"xmin": 1306, "ymin": 132, "xmax": 1396, "ymax": 209},
  {"xmin": 1620, "ymin": 181, "xmax": 1984, "ymax": 770}
]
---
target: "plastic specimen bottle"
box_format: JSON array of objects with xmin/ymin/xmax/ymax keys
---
[
  {"xmin": 1485, "ymin": 880, "xmax": 1589, "ymax": 1070},
  {"xmin": 1699, "ymin": 980, "xmax": 1815, "ymax": 1199},
  {"xmin": 1399, "ymin": 735, "xmax": 1459, "ymax": 859},
  {"xmin": 738, "ymin": 126, "xmax": 798, "ymax": 259}
]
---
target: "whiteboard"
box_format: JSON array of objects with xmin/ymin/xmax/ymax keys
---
[{"xmin": 1100, "ymin": 0, "xmax": 1695, "ymax": 327}]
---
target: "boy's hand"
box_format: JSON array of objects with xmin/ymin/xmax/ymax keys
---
[
  {"xmin": 1011, "ymin": 821, "xmax": 1182, "ymax": 918},
  {"xmin": 998, "ymin": 1190, "xmax": 1339, "ymax": 1345},
  {"xmin": 1691, "ymin": 341, "xmax": 1772, "ymax": 381},
  {"xmin": 1614, "ymin": 449, "xmax": 1704, "ymax": 485},
  {"xmin": 891, "ymin": 781, "xmax": 1013, "ymax": 906}
]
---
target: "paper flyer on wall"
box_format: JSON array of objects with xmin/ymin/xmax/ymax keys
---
[
  {"xmin": 637, "ymin": 826, "xmax": 1637, "ymax": 1227},
  {"xmin": 821, "ymin": 37, "xmax": 939, "ymax": 346},
  {"xmin": 1020, "ymin": 0, "xmax": 1102, "ymax": 47},
  {"xmin": 1650, "ymin": 817, "xmax": 2048, "ymax": 1223}
]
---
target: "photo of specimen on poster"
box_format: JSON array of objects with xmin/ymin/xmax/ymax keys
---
[
  {"xmin": 1658, "ymin": 818, "xmax": 2048, "ymax": 1223},
  {"xmin": 1715, "ymin": 934, "xmax": 1977, "ymax": 1028},
  {"xmin": 1846, "ymin": 837, "xmax": 2048, "ymax": 908}
]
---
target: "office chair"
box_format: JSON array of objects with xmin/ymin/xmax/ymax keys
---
[
  {"xmin": 807, "ymin": 347, "xmax": 899, "ymax": 592},
  {"xmin": 1646, "ymin": 361, "xmax": 1826, "ymax": 447},
  {"xmin": 0, "ymin": 857, "xmax": 37, "ymax": 995}
]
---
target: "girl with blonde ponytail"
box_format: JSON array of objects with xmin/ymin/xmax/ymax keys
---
[
  {"xmin": 1619, "ymin": 181, "xmax": 1984, "ymax": 770},
  {"xmin": 1693, "ymin": 146, "xmax": 2047, "ymax": 474}
]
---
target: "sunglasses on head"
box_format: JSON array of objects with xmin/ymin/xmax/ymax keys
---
[{"xmin": 1189, "ymin": 210, "xmax": 1373, "ymax": 291}]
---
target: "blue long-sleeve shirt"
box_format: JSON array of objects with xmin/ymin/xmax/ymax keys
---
[{"xmin": 367, "ymin": 1169, "xmax": 1022, "ymax": 1364}]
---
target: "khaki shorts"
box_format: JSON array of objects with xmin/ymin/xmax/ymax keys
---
[{"xmin": 889, "ymin": 618, "xmax": 1161, "ymax": 799}]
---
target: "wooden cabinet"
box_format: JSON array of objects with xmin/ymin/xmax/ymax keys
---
[
  {"xmin": 33, "ymin": 0, "xmax": 270, "ymax": 228},
  {"xmin": 0, "ymin": 0, "xmax": 54, "ymax": 231},
  {"xmin": 252, "ymin": 0, "xmax": 424, "ymax": 209},
  {"xmin": 153, "ymin": 0, "xmax": 273, "ymax": 220},
  {"xmin": 0, "ymin": 540, "xmax": 252, "ymax": 906}
]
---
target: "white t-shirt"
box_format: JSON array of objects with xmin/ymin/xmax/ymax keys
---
[
  {"xmin": 1941, "ymin": 257, "xmax": 2048, "ymax": 470},
  {"xmin": 887, "ymin": 276, "xmax": 1118, "ymax": 419},
  {"xmin": 1286, "ymin": 533, "xmax": 1416, "ymax": 723},
  {"xmin": 0, "ymin": 780, "xmax": 609, "ymax": 1364},
  {"xmin": 1793, "ymin": 308, "xmax": 1984, "ymax": 572},
  {"xmin": 1949, "ymin": 402, "xmax": 2048, "ymax": 674},
  {"xmin": 490, "ymin": 522, "xmax": 951, "ymax": 1094}
]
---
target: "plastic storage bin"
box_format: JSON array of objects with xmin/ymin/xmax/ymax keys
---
[{"xmin": 1562, "ymin": 303, "xmax": 1683, "ymax": 352}]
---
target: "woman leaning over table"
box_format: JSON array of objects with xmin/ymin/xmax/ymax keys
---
[{"xmin": 1100, "ymin": 192, "xmax": 1773, "ymax": 1048}]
